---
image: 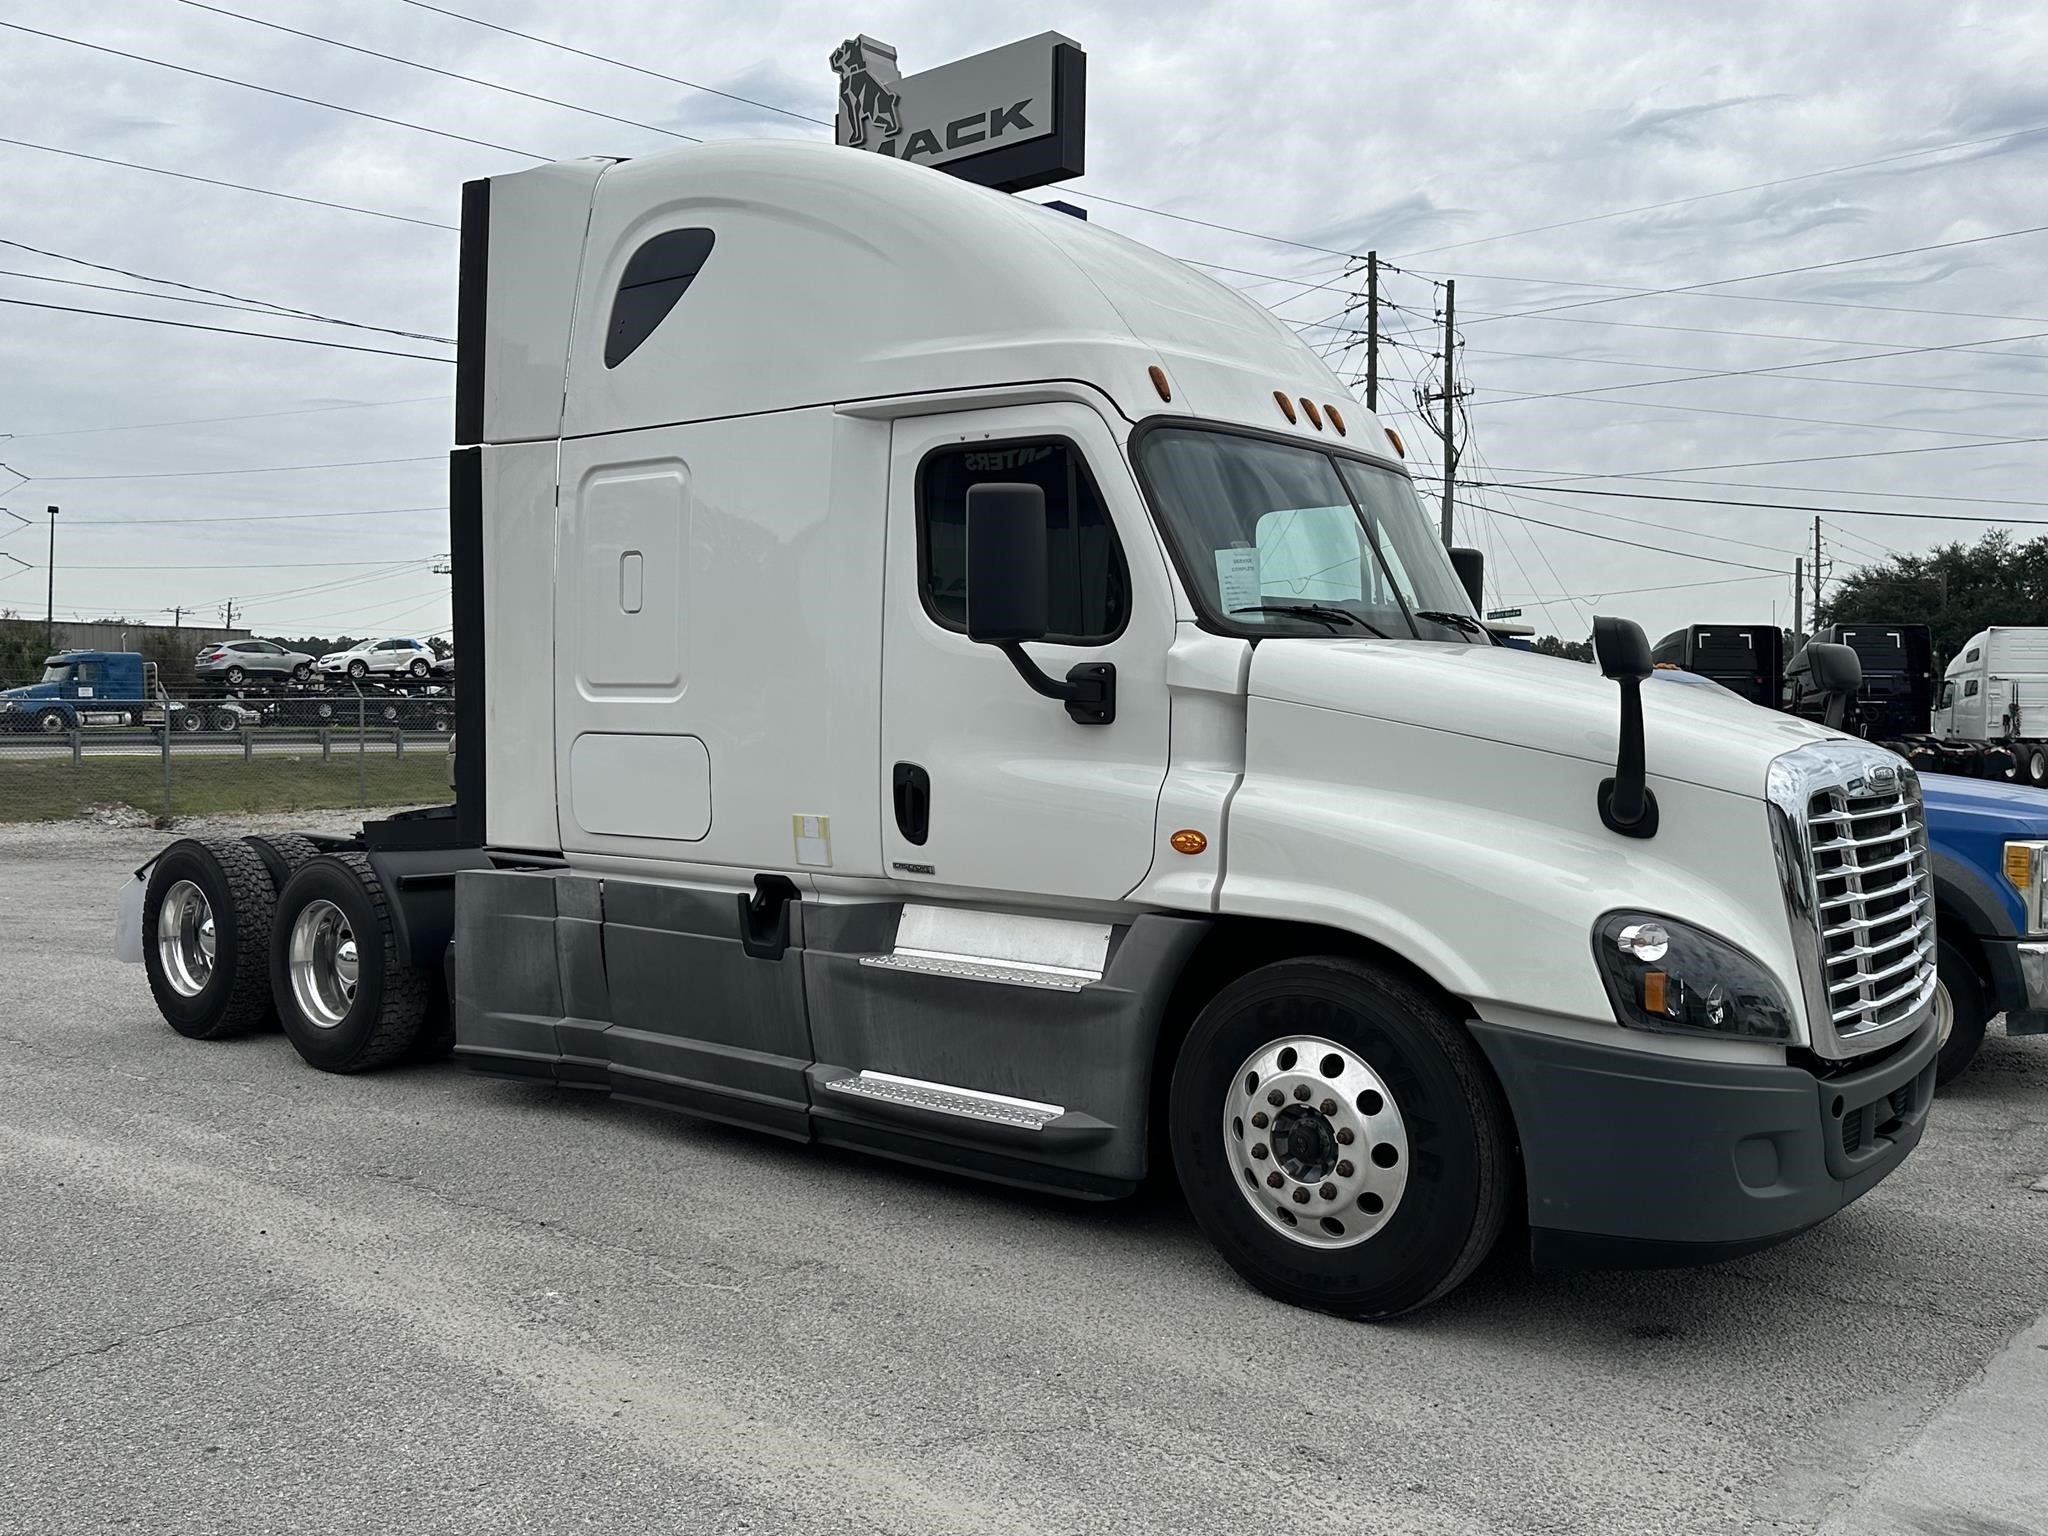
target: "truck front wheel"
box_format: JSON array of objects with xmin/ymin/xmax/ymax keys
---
[
  {"xmin": 1169, "ymin": 956, "xmax": 1511, "ymax": 1319},
  {"xmin": 1934, "ymin": 938, "xmax": 1991, "ymax": 1088},
  {"xmin": 270, "ymin": 853, "xmax": 428, "ymax": 1073},
  {"xmin": 142, "ymin": 838, "xmax": 279, "ymax": 1039}
]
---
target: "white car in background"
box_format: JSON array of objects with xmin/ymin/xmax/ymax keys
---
[{"xmin": 316, "ymin": 638, "xmax": 437, "ymax": 681}]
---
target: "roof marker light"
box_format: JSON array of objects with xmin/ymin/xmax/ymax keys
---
[
  {"xmin": 1384, "ymin": 427, "xmax": 1405, "ymax": 458},
  {"xmin": 1273, "ymin": 391, "xmax": 1297, "ymax": 424},
  {"xmin": 1149, "ymin": 365, "xmax": 1172, "ymax": 402},
  {"xmin": 1300, "ymin": 398, "xmax": 1324, "ymax": 430},
  {"xmin": 1327, "ymin": 405, "xmax": 1347, "ymax": 436}
]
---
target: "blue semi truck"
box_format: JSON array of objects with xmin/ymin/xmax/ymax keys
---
[{"xmin": 0, "ymin": 650, "xmax": 253, "ymax": 734}]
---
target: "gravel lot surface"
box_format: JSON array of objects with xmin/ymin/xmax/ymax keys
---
[{"xmin": 3, "ymin": 818, "xmax": 2047, "ymax": 1535}]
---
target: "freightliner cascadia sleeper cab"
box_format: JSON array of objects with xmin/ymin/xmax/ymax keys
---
[{"xmin": 121, "ymin": 142, "xmax": 1939, "ymax": 1317}]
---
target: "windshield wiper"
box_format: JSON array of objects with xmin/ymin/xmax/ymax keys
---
[
  {"xmin": 1230, "ymin": 603, "xmax": 1387, "ymax": 637},
  {"xmin": 1412, "ymin": 610, "xmax": 1493, "ymax": 641}
]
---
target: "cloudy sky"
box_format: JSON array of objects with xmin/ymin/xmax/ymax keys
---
[{"xmin": 0, "ymin": 0, "xmax": 2043, "ymax": 646}]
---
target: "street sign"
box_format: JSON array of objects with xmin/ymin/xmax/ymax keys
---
[
  {"xmin": 830, "ymin": 32, "xmax": 1086, "ymax": 193},
  {"xmin": 1486, "ymin": 608, "xmax": 1523, "ymax": 620}
]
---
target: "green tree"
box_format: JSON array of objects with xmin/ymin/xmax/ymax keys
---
[
  {"xmin": 1819, "ymin": 531, "xmax": 2048, "ymax": 666},
  {"xmin": 1532, "ymin": 634, "xmax": 1594, "ymax": 663}
]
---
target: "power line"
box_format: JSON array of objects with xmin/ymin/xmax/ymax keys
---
[
  {"xmin": 0, "ymin": 20, "xmax": 551, "ymax": 162},
  {"xmin": 22, "ymin": 557, "xmax": 439, "ymax": 570},
  {"xmin": 0, "ymin": 236, "xmax": 453, "ymax": 342},
  {"xmin": 0, "ymin": 136, "xmax": 457, "ymax": 230},
  {"xmin": 66, "ymin": 504, "xmax": 447, "ymax": 527},
  {"xmin": 1432, "ymin": 478, "xmax": 2048, "ymax": 527},
  {"xmin": 1508, "ymin": 434, "xmax": 2048, "ymax": 481},
  {"xmin": 1396, "ymin": 121, "xmax": 2048, "ymax": 259},
  {"xmin": 172, "ymin": 0, "xmax": 700, "ymax": 145},
  {"xmin": 1497, "ymin": 572, "xmax": 1790, "ymax": 602},
  {"xmin": 1451, "ymin": 303, "xmax": 2048, "ymax": 357},
  {"xmin": 3, "ymin": 396, "xmax": 449, "ymax": 442},
  {"xmin": 0, "ymin": 294, "xmax": 454, "ymax": 362},
  {"xmin": 21, "ymin": 455, "xmax": 439, "ymax": 484},
  {"xmin": 1470, "ymin": 326, "xmax": 2048, "ymax": 410},
  {"xmin": 394, "ymin": 0, "xmax": 833, "ymax": 126},
  {"xmin": 0, "ymin": 263, "xmax": 451, "ymax": 345},
  {"xmin": 1477, "ymin": 506, "xmax": 1784, "ymax": 572}
]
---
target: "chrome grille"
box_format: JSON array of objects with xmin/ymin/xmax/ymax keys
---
[
  {"xmin": 1767, "ymin": 741, "xmax": 1939, "ymax": 1059},
  {"xmin": 1805, "ymin": 778, "xmax": 1934, "ymax": 1041}
]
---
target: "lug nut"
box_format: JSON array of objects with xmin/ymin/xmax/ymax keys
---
[
  {"xmin": 1319, "ymin": 1098, "xmax": 1337, "ymax": 1116},
  {"xmin": 1336, "ymin": 1127, "xmax": 1355, "ymax": 1145},
  {"xmin": 1251, "ymin": 1111, "xmax": 1269, "ymax": 1129},
  {"xmin": 1267, "ymin": 1089, "xmax": 1284, "ymax": 1107},
  {"xmin": 1251, "ymin": 1144, "xmax": 1269, "ymax": 1160},
  {"xmin": 1293, "ymin": 1085, "xmax": 1312, "ymax": 1102},
  {"xmin": 1291, "ymin": 1187, "xmax": 1311, "ymax": 1205},
  {"xmin": 1266, "ymin": 1171, "xmax": 1284, "ymax": 1189},
  {"xmin": 1335, "ymin": 1159, "xmax": 1354, "ymax": 1178},
  {"xmin": 1319, "ymin": 1182, "xmax": 1338, "ymax": 1201}
]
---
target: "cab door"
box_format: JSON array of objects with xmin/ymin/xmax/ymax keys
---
[{"xmin": 879, "ymin": 404, "xmax": 1174, "ymax": 903}]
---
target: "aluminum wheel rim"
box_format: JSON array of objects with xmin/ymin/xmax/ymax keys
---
[
  {"xmin": 1932, "ymin": 976, "xmax": 1954, "ymax": 1048},
  {"xmin": 289, "ymin": 898, "xmax": 359, "ymax": 1029},
  {"xmin": 1223, "ymin": 1034, "xmax": 1409, "ymax": 1250},
  {"xmin": 37, "ymin": 711, "xmax": 63, "ymax": 734},
  {"xmin": 156, "ymin": 879, "xmax": 216, "ymax": 997}
]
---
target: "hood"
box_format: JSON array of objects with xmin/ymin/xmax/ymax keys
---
[
  {"xmin": 1920, "ymin": 772, "xmax": 2048, "ymax": 836},
  {"xmin": 1249, "ymin": 639, "xmax": 1842, "ymax": 799},
  {"xmin": 1, "ymin": 683, "xmax": 54, "ymax": 700}
]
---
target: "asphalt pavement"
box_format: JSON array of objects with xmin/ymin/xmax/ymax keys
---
[{"xmin": 4, "ymin": 815, "xmax": 2048, "ymax": 1536}]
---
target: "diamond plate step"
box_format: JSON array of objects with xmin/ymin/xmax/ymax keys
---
[
  {"xmin": 858, "ymin": 952, "xmax": 1093, "ymax": 991},
  {"xmin": 821, "ymin": 1070, "xmax": 1064, "ymax": 1131}
]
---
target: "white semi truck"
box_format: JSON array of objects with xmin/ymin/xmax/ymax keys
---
[
  {"xmin": 1931, "ymin": 626, "xmax": 2048, "ymax": 783},
  {"xmin": 119, "ymin": 141, "xmax": 1940, "ymax": 1317}
]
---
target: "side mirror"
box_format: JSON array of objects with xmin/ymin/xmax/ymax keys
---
[
  {"xmin": 1448, "ymin": 547, "xmax": 1485, "ymax": 611},
  {"xmin": 962, "ymin": 482, "xmax": 1115, "ymax": 726},
  {"xmin": 1791, "ymin": 640, "xmax": 1862, "ymax": 730},
  {"xmin": 1593, "ymin": 615, "xmax": 1653, "ymax": 681},
  {"xmin": 965, "ymin": 483, "xmax": 1050, "ymax": 644},
  {"xmin": 1591, "ymin": 616, "xmax": 1657, "ymax": 838}
]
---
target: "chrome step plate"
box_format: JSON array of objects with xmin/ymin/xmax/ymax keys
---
[
  {"xmin": 858, "ymin": 952, "xmax": 1092, "ymax": 991},
  {"xmin": 821, "ymin": 1070, "xmax": 1063, "ymax": 1130}
]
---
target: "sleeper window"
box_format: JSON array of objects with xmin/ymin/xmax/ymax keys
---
[
  {"xmin": 918, "ymin": 440, "xmax": 1128, "ymax": 644},
  {"xmin": 1965, "ymin": 679, "xmax": 1981, "ymax": 698},
  {"xmin": 604, "ymin": 228, "xmax": 716, "ymax": 368}
]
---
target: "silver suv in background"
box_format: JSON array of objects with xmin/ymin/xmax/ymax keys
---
[
  {"xmin": 194, "ymin": 639, "xmax": 315, "ymax": 685},
  {"xmin": 316, "ymin": 638, "xmax": 437, "ymax": 680}
]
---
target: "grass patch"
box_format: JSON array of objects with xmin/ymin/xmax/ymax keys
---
[{"xmin": 0, "ymin": 752, "xmax": 451, "ymax": 823}]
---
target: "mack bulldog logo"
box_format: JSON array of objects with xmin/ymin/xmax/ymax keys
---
[{"xmin": 830, "ymin": 36, "xmax": 902, "ymax": 148}]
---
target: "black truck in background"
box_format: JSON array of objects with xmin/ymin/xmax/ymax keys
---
[
  {"xmin": 1788, "ymin": 624, "xmax": 1936, "ymax": 741},
  {"xmin": 1650, "ymin": 626, "xmax": 1785, "ymax": 708}
]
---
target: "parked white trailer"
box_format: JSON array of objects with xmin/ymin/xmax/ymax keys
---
[
  {"xmin": 119, "ymin": 141, "xmax": 1940, "ymax": 1317},
  {"xmin": 1932, "ymin": 627, "xmax": 2048, "ymax": 783}
]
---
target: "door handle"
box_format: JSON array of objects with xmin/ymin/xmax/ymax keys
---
[{"xmin": 892, "ymin": 763, "xmax": 930, "ymax": 846}]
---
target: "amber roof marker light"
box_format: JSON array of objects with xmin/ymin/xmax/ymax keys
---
[
  {"xmin": 1148, "ymin": 365, "xmax": 1172, "ymax": 402},
  {"xmin": 1300, "ymin": 398, "xmax": 1324, "ymax": 430},
  {"xmin": 1327, "ymin": 404, "xmax": 1347, "ymax": 436},
  {"xmin": 1384, "ymin": 427, "xmax": 1405, "ymax": 458},
  {"xmin": 1273, "ymin": 390, "xmax": 1297, "ymax": 424}
]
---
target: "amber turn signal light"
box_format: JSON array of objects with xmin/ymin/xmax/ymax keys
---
[{"xmin": 1170, "ymin": 829, "xmax": 1208, "ymax": 855}]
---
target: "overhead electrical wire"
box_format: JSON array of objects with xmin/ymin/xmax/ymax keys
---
[
  {"xmin": 171, "ymin": 0, "xmax": 701, "ymax": 144},
  {"xmin": 20, "ymin": 453, "xmax": 440, "ymax": 483},
  {"xmin": 67, "ymin": 505, "xmax": 447, "ymax": 527},
  {"xmin": 4, "ymin": 396, "xmax": 449, "ymax": 442},
  {"xmin": 1427, "ymin": 478, "xmax": 2048, "ymax": 527},
  {"xmin": 0, "ymin": 136, "xmax": 457, "ymax": 230},
  {"xmin": 0, "ymin": 294, "xmax": 455, "ymax": 362},
  {"xmin": 0, "ymin": 19, "xmax": 553, "ymax": 161}
]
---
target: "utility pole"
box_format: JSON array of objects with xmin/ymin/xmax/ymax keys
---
[
  {"xmin": 1439, "ymin": 279, "xmax": 1458, "ymax": 547},
  {"xmin": 221, "ymin": 599, "xmax": 235, "ymax": 633},
  {"xmin": 1364, "ymin": 250, "xmax": 1379, "ymax": 412},
  {"xmin": 172, "ymin": 606, "xmax": 182, "ymax": 630},
  {"xmin": 1812, "ymin": 516, "xmax": 1824, "ymax": 629},
  {"xmin": 1793, "ymin": 557, "xmax": 1804, "ymax": 636},
  {"xmin": 44, "ymin": 505, "xmax": 57, "ymax": 651}
]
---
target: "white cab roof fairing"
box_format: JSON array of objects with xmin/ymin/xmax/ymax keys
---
[{"xmin": 522, "ymin": 139, "xmax": 1378, "ymax": 444}]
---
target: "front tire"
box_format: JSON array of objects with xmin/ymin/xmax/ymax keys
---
[
  {"xmin": 142, "ymin": 839, "xmax": 279, "ymax": 1039},
  {"xmin": 347, "ymin": 660, "xmax": 369, "ymax": 680},
  {"xmin": 291, "ymin": 663, "xmax": 312, "ymax": 682},
  {"xmin": 1934, "ymin": 938, "xmax": 1990, "ymax": 1087},
  {"xmin": 409, "ymin": 658, "xmax": 430, "ymax": 679},
  {"xmin": 1169, "ymin": 957, "xmax": 1512, "ymax": 1319},
  {"xmin": 224, "ymin": 666, "xmax": 246, "ymax": 686},
  {"xmin": 270, "ymin": 853, "xmax": 428, "ymax": 1072},
  {"xmin": 34, "ymin": 708, "xmax": 64, "ymax": 734}
]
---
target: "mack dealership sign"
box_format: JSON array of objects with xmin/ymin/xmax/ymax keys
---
[{"xmin": 830, "ymin": 32, "xmax": 1086, "ymax": 193}]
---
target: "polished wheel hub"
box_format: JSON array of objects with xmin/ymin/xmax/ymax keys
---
[
  {"xmin": 156, "ymin": 880, "xmax": 215, "ymax": 997},
  {"xmin": 289, "ymin": 898, "xmax": 359, "ymax": 1029},
  {"xmin": 1931, "ymin": 976, "xmax": 1954, "ymax": 1049},
  {"xmin": 1224, "ymin": 1034, "xmax": 1409, "ymax": 1249}
]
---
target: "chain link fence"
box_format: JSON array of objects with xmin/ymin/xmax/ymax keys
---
[{"xmin": 0, "ymin": 679, "xmax": 456, "ymax": 824}]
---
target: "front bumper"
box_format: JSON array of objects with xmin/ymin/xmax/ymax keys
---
[
  {"xmin": 1470, "ymin": 1011, "xmax": 1939, "ymax": 1270},
  {"xmin": 1995, "ymin": 938, "xmax": 2048, "ymax": 1035}
]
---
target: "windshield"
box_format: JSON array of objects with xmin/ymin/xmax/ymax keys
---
[
  {"xmin": 39, "ymin": 663, "xmax": 72, "ymax": 683},
  {"xmin": 1136, "ymin": 427, "xmax": 1482, "ymax": 641}
]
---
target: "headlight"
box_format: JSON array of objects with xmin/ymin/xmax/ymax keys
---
[
  {"xmin": 2003, "ymin": 840, "xmax": 2048, "ymax": 936},
  {"xmin": 1592, "ymin": 912, "xmax": 1794, "ymax": 1041}
]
